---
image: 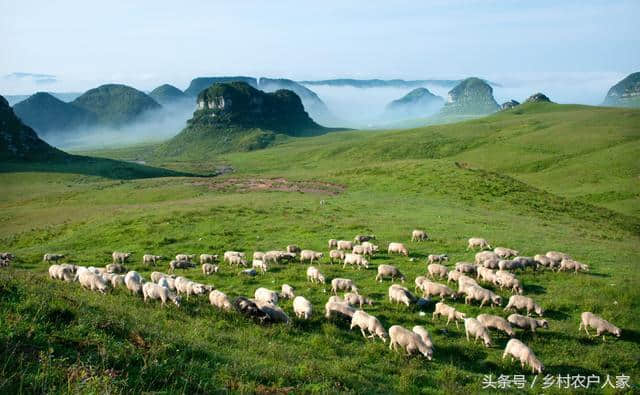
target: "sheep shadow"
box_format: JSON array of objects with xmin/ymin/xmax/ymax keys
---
[
  {"xmin": 542, "ymin": 309, "xmax": 570, "ymax": 321},
  {"xmin": 543, "ymin": 363, "xmax": 602, "ymax": 377},
  {"xmin": 523, "ymin": 284, "xmax": 546, "ymax": 295},
  {"xmin": 620, "ymin": 328, "xmax": 640, "ymax": 344},
  {"xmin": 435, "ymin": 343, "xmax": 495, "ymax": 374}
]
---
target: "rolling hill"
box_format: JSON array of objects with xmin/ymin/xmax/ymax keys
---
[
  {"xmin": 148, "ymin": 84, "xmax": 187, "ymax": 105},
  {"xmin": 383, "ymin": 87, "xmax": 444, "ymax": 120},
  {"xmin": 183, "ymin": 76, "xmax": 258, "ymax": 97},
  {"xmin": 12, "ymin": 92, "xmax": 97, "ymax": 135},
  {"xmin": 603, "ymin": 72, "xmax": 640, "ymax": 108}
]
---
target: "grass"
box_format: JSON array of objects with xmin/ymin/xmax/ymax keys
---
[{"xmin": 1, "ymin": 102, "xmax": 639, "ymax": 393}]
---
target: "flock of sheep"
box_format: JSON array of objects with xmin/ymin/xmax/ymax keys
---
[{"xmin": 9, "ymin": 230, "xmax": 623, "ymax": 375}]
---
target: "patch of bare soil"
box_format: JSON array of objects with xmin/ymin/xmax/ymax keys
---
[{"xmin": 192, "ymin": 177, "xmax": 345, "ymax": 195}]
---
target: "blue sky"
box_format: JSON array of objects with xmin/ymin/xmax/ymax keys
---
[{"xmin": 1, "ymin": 0, "xmax": 638, "ymax": 100}]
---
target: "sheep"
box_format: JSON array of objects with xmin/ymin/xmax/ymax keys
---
[
  {"xmin": 227, "ymin": 255, "xmax": 247, "ymax": 267},
  {"xmin": 175, "ymin": 254, "xmax": 195, "ymax": 262},
  {"xmin": 329, "ymin": 249, "xmax": 345, "ymax": 264},
  {"xmin": 0, "ymin": 252, "xmax": 14, "ymax": 260},
  {"xmin": 224, "ymin": 251, "xmax": 245, "ymax": 264},
  {"xmin": 477, "ymin": 314, "xmax": 515, "ymax": 337},
  {"xmin": 502, "ymin": 339, "xmax": 544, "ymax": 374},
  {"xmin": 286, "ymin": 245, "xmax": 301, "ymax": 254},
  {"xmin": 109, "ymin": 274, "xmax": 125, "ymax": 288},
  {"xmin": 253, "ymin": 251, "xmax": 265, "ymax": 261},
  {"xmin": 388, "ymin": 325, "xmax": 432, "ymax": 360},
  {"xmin": 411, "ymin": 229, "xmax": 428, "ymax": 242},
  {"xmin": 124, "ymin": 271, "xmax": 144, "ymax": 295},
  {"xmin": 324, "ymin": 300, "xmax": 356, "ymax": 319},
  {"xmin": 420, "ymin": 281, "xmax": 458, "ymax": 300},
  {"xmin": 112, "ymin": 251, "xmax": 132, "ymax": 264},
  {"xmin": 361, "ymin": 242, "xmax": 379, "ymax": 255},
  {"xmin": 498, "ymin": 259, "xmax": 523, "ymax": 271},
  {"xmin": 427, "ymin": 254, "xmax": 448, "ymax": 265},
  {"xmin": 533, "ymin": 254, "xmax": 554, "ymax": 270},
  {"xmin": 546, "ymin": 251, "xmax": 571, "ymax": 266},
  {"xmin": 350, "ymin": 310, "xmax": 388, "ymax": 342},
  {"xmin": 293, "ymin": 296, "xmax": 312, "ymax": 319},
  {"xmin": 433, "ymin": 302, "xmax": 466, "ymax": 328},
  {"xmin": 457, "ymin": 275, "xmax": 479, "ymax": 294},
  {"xmin": 143, "ymin": 254, "xmax": 163, "ymax": 266},
  {"xmin": 464, "ymin": 285, "xmax": 502, "ymax": 307},
  {"xmin": 48, "ymin": 264, "xmax": 74, "ymax": 282},
  {"xmin": 494, "ymin": 247, "xmax": 519, "ymax": 259},
  {"xmin": 300, "ymin": 250, "xmax": 323, "ymax": 264},
  {"xmin": 508, "ymin": 314, "xmax": 549, "ymax": 333},
  {"xmin": 375, "ymin": 264, "xmax": 405, "ymax": 282},
  {"xmin": 467, "ymin": 238, "xmax": 492, "ymax": 251},
  {"xmin": 254, "ymin": 300, "xmax": 290, "ymax": 324},
  {"xmin": 482, "ymin": 258, "xmax": 500, "ymax": 269},
  {"xmin": 142, "ymin": 282, "xmax": 181, "ymax": 307},
  {"xmin": 306, "ymin": 266, "xmax": 326, "ymax": 284},
  {"xmin": 337, "ymin": 240, "xmax": 353, "ymax": 251},
  {"xmin": 475, "ymin": 251, "xmax": 499, "ymax": 265},
  {"xmin": 43, "ymin": 253, "xmax": 65, "ymax": 263},
  {"xmin": 106, "ymin": 263, "xmax": 126, "ymax": 274},
  {"xmin": 387, "ymin": 242, "xmax": 409, "ymax": 256},
  {"xmin": 280, "ymin": 284, "xmax": 295, "ymax": 299},
  {"xmin": 352, "ymin": 245, "xmax": 368, "ymax": 256},
  {"xmin": 498, "ymin": 275, "xmax": 524, "ymax": 294},
  {"xmin": 455, "ymin": 262, "xmax": 477, "ymax": 274},
  {"xmin": 328, "ymin": 295, "xmax": 343, "ymax": 304},
  {"xmin": 388, "ymin": 284, "xmax": 416, "ymax": 306},
  {"xmin": 233, "ymin": 297, "xmax": 270, "ymax": 323},
  {"xmin": 251, "ymin": 259, "xmax": 268, "ymax": 273},
  {"xmin": 175, "ymin": 277, "xmax": 211, "ymax": 298},
  {"xmin": 202, "ymin": 263, "xmax": 219, "ymax": 275},
  {"xmin": 209, "ymin": 290, "xmax": 233, "ymax": 311},
  {"xmin": 344, "ymin": 292, "xmax": 374, "ymax": 308},
  {"xmin": 560, "ymin": 259, "xmax": 589, "ymax": 273},
  {"xmin": 78, "ymin": 271, "xmax": 109, "ymax": 293},
  {"xmin": 447, "ymin": 270, "xmax": 462, "ymax": 283},
  {"xmin": 353, "ymin": 234, "xmax": 375, "ymax": 244},
  {"xmin": 464, "ymin": 318, "xmax": 492, "ymax": 347},
  {"xmin": 412, "ymin": 326, "xmax": 434, "ymax": 349},
  {"xmin": 254, "ymin": 287, "xmax": 279, "ymax": 305},
  {"xmin": 343, "ymin": 253, "xmax": 369, "ymax": 270},
  {"xmin": 199, "ymin": 254, "xmax": 218, "ymax": 265},
  {"xmin": 579, "ymin": 312, "xmax": 621, "ymax": 341},
  {"xmin": 505, "ymin": 295, "xmax": 544, "ymax": 316},
  {"xmin": 477, "ymin": 267, "xmax": 498, "ymax": 284},
  {"xmin": 328, "ymin": 239, "xmax": 338, "ymax": 249},
  {"xmin": 279, "ymin": 252, "xmax": 297, "ymax": 263},
  {"xmin": 264, "ymin": 250, "xmax": 285, "ymax": 264},
  {"xmin": 331, "ymin": 278, "xmax": 358, "ymax": 294},
  {"xmin": 169, "ymin": 259, "xmax": 196, "ymax": 272}
]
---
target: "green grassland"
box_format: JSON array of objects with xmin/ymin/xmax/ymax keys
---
[{"xmin": 1, "ymin": 103, "xmax": 639, "ymax": 393}]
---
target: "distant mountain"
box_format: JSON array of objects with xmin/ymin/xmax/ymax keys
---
[
  {"xmin": 184, "ymin": 76, "xmax": 258, "ymax": 97},
  {"xmin": 72, "ymin": 84, "xmax": 161, "ymax": 127},
  {"xmin": 258, "ymin": 78, "xmax": 336, "ymax": 124},
  {"xmin": 384, "ymin": 88, "xmax": 444, "ymax": 120},
  {"xmin": 500, "ymin": 100, "xmax": 520, "ymax": 110},
  {"xmin": 149, "ymin": 84, "xmax": 187, "ymax": 105},
  {"xmin": 603, "ymin": 72, "xmax": 640, "ymax": 108},
  {"xmin": 13, "ymin": 92, "xmax": 96, "ymax": 134},
  {"xmin": 299, "ymin": 79, "xmax": 461, "ymax": 89},
  {"xmin": 439, "ymin": 77, "xmax": 499, "ymax": 116},
  {"xmin": 156, "ymin": 82, "xmax": 332, "ymax": 157},
  {"xmin": 5, "ymin": 92, "xmax": 81, "ymax": 106},
  {"xmin": 525, "ymin": 93, "xmax": 552, "ymax": 103}
]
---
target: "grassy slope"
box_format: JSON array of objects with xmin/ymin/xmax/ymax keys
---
[{"xmin": 1, "ymin": 103, "xmax": 639, "ymax": 393}]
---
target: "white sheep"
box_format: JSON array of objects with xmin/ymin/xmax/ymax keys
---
[
  {"xmin": 498, "ymin": 275, "xmax": 524, "ymax": 294},
  {"xmin": 202, "ymin": 263, "xmax": 220, "ymax": 275},
  {"xmin": 457, "ymin": 275, "xmax": 479, "ymax": 294},
  {"xmin": 494, "ymin": 247, "xmax": 519, "ymax": 259},
  {"xmin": 546, "ymin": 251, "xmax": 571, "ymax": 266},
  {"xmin": 389, "ymin": 325, "xmax": 432, "ymax": 360},
  {"xmin": 350, "ymin": 310, "xmax": 387, "ymax": 342},
  {"xmin": 375, "ymin": 264, "xmax": 405, "ymax": 282},
  {"xmin": 200, "ymin": 254, "xmax": 218, "ymax": 265},
  {"xmin": 475, "ymin": 251, "xmax": 499, "ymax": 265},
  {"xmin": 387, "ymin": 242, "xmax": 409, "ymax": 256},
  {"xmin": 464, "ymin": 285, "xmax": 502, "ymax": 307},
  {"xmin": 150, "ymin": 271, "xmax": 169, "ymax": 283},
  {"xmin": 253, "ymin": 251, "xmax": 265, "ymax": 261},
  {"xmin": 433, "ymin": 302, "xmax": 466, "ymax": 328},
  {"xmin": 353, "ymin": 234, "xmax": 375, "ymax": 244},
  {"xmin": 507, "ymin": 314, "xmax": 549, "ymax": 333},
  {"xmin": 175, "ymin": 254, "xmax": 195, "ymax": 262},
  {"xmin": 579, "ymin": 312, "xmax": 621, "ymax": 341},
  {"xmin": 447, "ymin": 270, "xmax": 462, "ymax": 283},
  {"xmin": 112, "ymin": 251, "xmax": 132, "ymax": 264},
  {"xmin": 414, "ymin": 276, "xmax": 428, "ymax": 293},
  {"xmin": 143, "ymin": 254, "xmax": 163, "ymax": 266},
  {"xmin": 223, "ymin": 251, "xmax": 245, "ymax": 264},
  {"xmin": 78, "ymin": 271, "xmax": 109, "ymax": 293},
  {"xmin": 324, "ymin": 300, "xmax": 356, "ymax": 319},
  {"xmin": 106, "ymin": 263, "xmax": 126, "ymax": 274},
  {"xmin": 329, "ymin": 249, "xmax": 345, "ymax": 264},
  {"xmin": 124, "ymin": 271, "xmax": 144, "ymax": 295},
  {"xmin": 328, "ymin": 239, "xmax": 338, "ymax": 249},
  {"xmin": 293, "ymin": 296, "xmax": 312, "ymax": 319},
  {"xmin": 227, "ymin": 255, "xmax": 247, "ymax": 267},
  {"xmin": 286, "ymin": 244, "xmax": 301, "ymax": 254},
  {"xmin": 254, "ymin": 287, "xmax": 279, "ymax": 305},
  {"xmin": 411, "ymin": 229, "xmax": 428, "ymax": 242},
  {"xmin": 388, "ymin": 284, "xmax": 416, "ymax": 306},
  {"xmin": 412, "ymin": 326, "xmax": 434, "ymax": 349},
  {"xmin": 48, "ymin": 265, "xmax": 74, "ymax": 282},
  {"xmin": 427, "ymin": 254, "xmax": 448, "ymax": 265},
  {"xmin": 343, "ymin": 253, "xmax": 369, "ymax": 270},
  {"xmin": 477, "ymin": 314, "xmax": 515, "ymax": 337},
  {"xmin": 300, "ymin": 250, "xmax": 323, "ymax": 264},
  {"xmin": 336, "ymin": 240, "xmax": 353, "ymax": 251},
  {"xmin": 280, "ymin": 284, "xmax": 295, "ymax": 299},
  {"xmin": 504, "ymin": 295, "xmax": 543, "ymax": 316},
  {"xmin": 344, "ymin": 292, "xmax": 373, "ymax": 308},
  {"xmin": 255, "ymin": 300, "xmax": 290, "ymax": 324},
  {"xmin": 420, "ymin": 281, "xmax": 458, "ymax": 300},
  {"xmin": 331, "ymin": 278, "xmax": 358, "ymax": 294},
  {"xmin": 361, "ymin": 242, "xmax": 379, "ymax": 255},
  {"xmin": 464, "ymin": 318, "xmax": 492, "ymax": 347},
  {"xmin": 110, "ymin": 274, "xmax": 125, "ymax": 289},
  {"xmin": 143, "ymin": 282, "xmax": 181, "ymax": 307},
  {"xmin": 533, "ymin": 254, "xmax": 554, "ymax": 270},
  {"xmin": 467, "ymin": 237, "xmax": 492, "ymax": 250},
  {"xmin": 559, "ymin": 259, "xmax": 589, "ymax": 273},
  {"xmin": 306, "ymin": 266, "xmax": 326, "ymax": 284},
  {"xmin": 455, "ymin": 262, "xmax": 477, "ymax": 274},
  {"xmin": 502, "ymin": 338, "xmax": 544, "ymax": 374},
  {"xmin": 43, "ymin": 253, "xmax": 65, "ymax": 262},
  {"xmin": 477, "ymin": 267, "xmax": 498, "ymax": 285},
  {"xmin": 427, "ymin": 264, "xmax": 449, "ymax": 280},
  {"xmin": 251, "ymin": 259, "xmax": 268, "ymax": 273},
  {"xmin": 209, "ymin": 290, "xmax": 232, "ymax": 311}
]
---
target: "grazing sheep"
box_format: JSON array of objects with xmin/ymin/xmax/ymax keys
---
[
  {"xmin": 337, "ymin": 240, "xmax": 354, "ymax": 251},
  {"xmin": 477, "ymin": 267, "xmax": 498, "ymax": 284},
  {"xmin": 447, "ymin": 270, "xmax": 462, "ymax": 283},
  {"xmin": 546, "ymin": 251, "xmax": 571, "ymax": 266},
  {"xmin": 227, "ymin": 255, "xmax": 247, "ymax": 267},
  {"xmin": 427, "ymin": 254, "xmax": 448, "ymax": 265},
  {"xmin": 534, "ymin": 254, "xmax": 554, "ymax": 270},
  {"xmin": 143, "ymin": 254, "xmax": 163, "ymax": 266},
  {"xmin": 361, "ymin": 242, "xmax": 379, "ymax": 255},
  {"xmin": 420, "ymin": 281, "xmax": 458, "ymax": 300},
  {"xmin": 255, "ymin": 287, "xmax": 279, "ymax": 305},
  {"xmin": 498, "ymin": 275, "xmax": 524, "ymax": 294},
  {"xmin": 124, "ymin": 271, "xmax": 144, "ymax": 295},
  {"xmin": 281, "ymin": 284, "xmax": 295, "ymax": 299},
  {"xmin": 343, "ymin": 253, "xmax": 369, "ymax": 270},
  {"xmin": 354, "ymin": 235, "xmax": 375, "ymax": 244},
  {"xmin": 202, "ymin": 263, "xmax": 219, "ymax": 275},
  {"xmin": 109, "ymin": 274, "xmax": 125, "ymax": 288},
  {"xmin": 412, "ymin": 326, "xmax": 434, "ymax": 349},
  {"xmin": 252, "ymin": 259, "xmax": 268, "ymax": 273},
  {"xmin": 328, "ymin": 295, "xmax": 344, "ymax": 304},
  {"xmin": 78, "ymin": 271, "xmax": 109, "ymax": 293},
  {"xmin": 352, "ymin": 245, "xmax": 367, "ymax": 256},
  {"xmin": 143, "ymin": 282, "xmax": 181, "ymax": 307},
  {"xmin": 508, "ymin": 314, "xmax": 549, "ymax": 333},
  {"xmin": 300, "ymin": 250, "xmax": 323, "ymax": 264},
  {"xmin": 224, "ymin": 251, "xmax": 246, "ymax": 264},
  {"xmin": 329, "ymin": 249, "xmax": 345, "ymax": 264},
  {"xmin": 579, "ymin": 312, "xmax": 621, "ymax": 341},
  {"xmin": 43, "ymin": 253, "xmax": 65, "ymax": 263},
  {"xmin": 389, "ymin": 325, "xmax": 432, "ymax": 360},
  {"xmin": 387, "ymin": 242, "xmax": 409, "ymax": 256},
  {"xmin": 503, "ymin": 339, "xmax": 544, "ymax": 374},
  {"xmin": 286, "ymin": 245, "xmax": 301, "ymax": 254},
  {"xmin": 350, "ymin": 310, "xmax": 388, "ymax": 342},
  {"xmin": 150, "ymin": 271, "xmax": 173, "ymax": 283},
  {"xmin": 234, "ymin": 297, "xmax": 270, "ymax": 323},
  {"xmin": 455, "ymin": 262, "xmax": 477, "ymax": 274},
  {"xmin": 324, "ymin": 300, "xmax": 356, "ymax": 319},
  {"xmin": 200, "ymin": 254, "xmax": 218, "ymax": 265},
  {"xmin": 427, "ymin": 265, "xmax": 449, "ymax": 283},
  {"xmin": 48, "ymin": 264, "xmax": 74, "ymax": 282},
  {"xmin": 175, "ymin": 277, "xmax": 211, "ymax": 298},
  {"xmin": 306, "ymin": 266, "xmax": 326, "ymax": 284},
  {"xmin": 209, "ymin": 290, "xmax": 233, "ymax": 311},
  {"xmin": 560, "ymin": 259, "xmax": 590, "ymax": 273},
  {"xmin": 464, "ymin": 285, "xmax": 502, "ymax": 307},
  {"xmin": 344, "ymin": 292, "xmax": 373, "ymax": 308},
  {"xmin": 328, "ymin": 239, "xmax": 338, "ymax": 249},
  {"xmin": 411, "ymin": 229, "xmax": 428, "ymax": 242},
  {"xmin": 255, "ymin": 300, "xmax": 290, "ymax": 324},
  {"xmin": 467, "ymin": 238, "xmax": 492, "ymax": 251},
  {"xmin": 239, "ymin": 268, "xmax": 257, "ymax": 276},
  {"xmin": 388, "ymin": 284, "xmax": 416, "ymax": 306},
  {"xmin": 253, "ymin": 251, "xmax": 265, "ymax": 261},
  {"xmin": 505, "ymin": 295, "xmax": 544, "ymax": 316},
  {"xmin": 494, "ymin": 247, "xmax": 519, "ymax": 259},
  {"xmin": 112, "ymin": 251, "xmax": 132, "ymax": 264},
  {"xmin": 482, "ymin": 258, "xmax": 500, "ymax": 269},
  {"xmin": 106, "ymin": 263, "xmax": 126, "ymax": 274},
  {"xmin": 433, "ymin": 302, "xmax": 466, "ymax": 328},
  {"xmin": 376, "ymin": 264, "xmax": 405, "ymax": 282},
  {"xmin": 498, "ymin": 259, "xmax": 523, "ymax": 271},
  {"xmin": 264, "ymin": 250, "xmax": 284, "ymax": 264},
  {"xmin": 477, "ymin": 314, "xmax": 515, "ymax": 337},
  {"xmin": 464, "ymin": 318, "xmax": 492, "ymax": 347},
  {"xmin": 457, "ymin": 275, "xmax": 479, "ymax": 294},
  {"xmin": 169, "ymin": 259, "xmax": 196, "ymax": 272},
  {"xmin": 293, "ymin": 296, "xmax": 312, "ymax": 319},
  {"xmin": 175, "ymin": 254, "xmax": 195, "ymax": 262},
  {"xmin": 414, "ymin": 276, "xmax": 428, "ymax": 292},
  {"xmin": 475, "ymin": 251, "xmax": 499, "ymax": 265},
  {"xmin": 512, "ymin": 256, "xmax": 538, "ymax": 271},
  {"xmin": 331, "ymin": 278, "xmax": 358, "ymax": 294}
]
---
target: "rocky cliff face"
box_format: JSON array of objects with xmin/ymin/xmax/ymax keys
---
[
  {"xmin": 184, "ymin": 77, "xmax": 258, "ymax": 97},
  {"xmin": 384, "ymin": 87, "xmax": 444, "ymax": 120},
  {"xmin": 439, "ymin": 78, "xmax": 499, "ymax": 116},
  {"xmin": 603, "ymin": 72, "xmax": 640, "ymax": 108},
  {"xmin": 500, "ymin": 100, "xmax": 520, "ymax": 110},
  {"xmin": 525, "ymin": 93, "xmax": 552, "ymax": 103}
]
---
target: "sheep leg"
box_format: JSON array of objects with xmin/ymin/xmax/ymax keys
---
[{"xmin": 583, "ymin": 325, "xmax": 590, "ymax": 336}]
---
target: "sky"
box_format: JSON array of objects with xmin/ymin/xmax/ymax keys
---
[{"xmin": 1, "ymin": 0, "xmax": 639, "ymax": 103}]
